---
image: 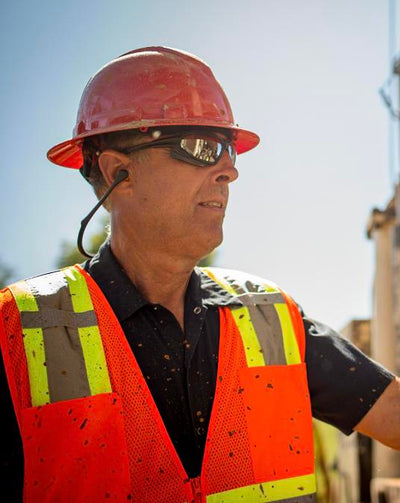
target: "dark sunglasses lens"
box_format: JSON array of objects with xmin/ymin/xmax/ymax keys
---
[{"xmin": 180, "ymin": 138, "xmax": 223, "ymax": 164}]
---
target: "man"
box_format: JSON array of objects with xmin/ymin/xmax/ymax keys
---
[{"xmin": 0, "ymin": 46, "xmax": 399, "ymax": 502}]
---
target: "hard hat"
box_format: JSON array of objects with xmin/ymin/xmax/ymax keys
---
[{"xmin": 47, "ymin": 46, "xmax": 259, "ymax": 169}]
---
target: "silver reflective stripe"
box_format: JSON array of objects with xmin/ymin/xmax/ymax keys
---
[
  {"xmin": 235, "ymin": 291, "xmax": 285, "ymax": 306},
  {"xmin": 26, "ymin": 273, "xmax": 91, "ymax": 402},
  {"xmin": 247, "ymin": 304, "xmax": 287, "ymax": 365},
  {"xmin": 21, "ymin": 309, "xmax": 97, "ymax": 329}
]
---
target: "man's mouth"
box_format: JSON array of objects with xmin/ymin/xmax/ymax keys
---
[{"xmin": 199, "ymin": 201, "xmax": 223, "ymax": 208}]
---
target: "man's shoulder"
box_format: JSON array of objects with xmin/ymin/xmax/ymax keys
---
[
  {"xmin": 197, "ymin": 266, "xmax": 289, "ymax": 307},
  {"xmin": 0, "ymin": 265, "xmax": 85, "ymax": 303},
  {"xmin": 198, "ymin": 266, "xmax": 282, "ymax": 293}
]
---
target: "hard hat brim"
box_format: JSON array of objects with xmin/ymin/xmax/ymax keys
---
[{"xmin": 47, "ymin": 125, "xmax": 260, "ymax": 169}]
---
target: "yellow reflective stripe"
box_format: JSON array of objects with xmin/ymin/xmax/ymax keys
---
[
  {"xmin": 64, "ymin": 267, "xmax": 111, "ymax": 395},
  {"xmin": 22, "ymin": 327, "xmax": 50, "ymax": 406},
  {"xmin": 9, "ymin": 282, "xmax": 50, "ymax": 406},
  {"xmin": 78, "ymin": 326, "xmax": 112, "ymax": 395},
  {"xmin": 63, "ymin": 266, "xmax": 94, "ymax": 312},
  {"xmin": 202, "ymin": 269, "xmax": 265, "ymax": 366},
  {"xmin": 202, "ymin": 268, "xmax": 302, "ymax": 366},
  {"xmin": 231, "ymin": 307, "xmax": 266, "ymax": 367},
  {"xmin": 274, "ymin": 304, "xmax": 301, "ymax": 365},
  {"xmin": 202, "ymin": 268, "xmax": 237, "ymax": 296},
  {"xmin": 207, "ymin": 473, "xmax": 316, "ymax": 502},
  {"xmin": 10, "ymin": 281, "xmax": 39, "ymax": 312},
  {"xmin": 262, "ymin": 281, "xmax": 281, "ymax": 294}
]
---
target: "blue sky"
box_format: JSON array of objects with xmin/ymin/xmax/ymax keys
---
[{"xmin": 0, "ymin": 0, "xmax": 399, "ymax": 331}]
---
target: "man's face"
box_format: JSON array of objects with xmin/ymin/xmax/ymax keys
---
[{"xmin": 118, "ymin": 133, "xmax": 238, "ymax": 261}]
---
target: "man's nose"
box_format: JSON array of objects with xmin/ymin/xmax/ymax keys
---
[{"xmin": 213, "ymin": 153, "xmax": 239, "ymax": 184}]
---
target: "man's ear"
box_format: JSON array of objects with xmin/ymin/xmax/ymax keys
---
[{"xmin": 98, "ymin": 150, "xmax": 131, "ymax": 188}]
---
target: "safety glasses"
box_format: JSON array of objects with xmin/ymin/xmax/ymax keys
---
[{"xmin": 120, "ymin": 134, "xmax": 237, "ymax": 168}]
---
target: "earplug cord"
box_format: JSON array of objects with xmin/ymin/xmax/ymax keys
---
[{"xmin": 77, "ymin": 170, "xmax": 129, "ymax": 258}]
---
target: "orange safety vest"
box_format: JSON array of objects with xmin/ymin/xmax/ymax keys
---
[{"xmin": 0, "ymin": 265, "xmax": 316, "ymax": 502}]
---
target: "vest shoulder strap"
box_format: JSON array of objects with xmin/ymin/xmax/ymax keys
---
[
  {"xmin": 7, "ymin": 266, "xmax": 112, "ymax": 407},
  {"xmin": 201, "ymin": 267, "xmax": 306, "ymax": 365}
]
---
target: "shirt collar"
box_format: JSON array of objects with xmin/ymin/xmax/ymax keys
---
[
  {"xmin": 83, "ymin": 240, "xmax": 148, "ymax": 321},
  {"xmin": 83, "ymin": 240, "xmax": 240, "ymax": 322}
]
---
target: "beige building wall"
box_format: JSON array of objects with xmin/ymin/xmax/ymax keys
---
[
  {"xmin": 338, "ymin": 320, "xmax": 372, "ymax": 503},
  {"xmin": 367, "ymin": 199, "xmax": 400, "ymax": 479}
]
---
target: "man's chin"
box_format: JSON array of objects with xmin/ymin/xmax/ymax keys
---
[{"xmin": 196, "ymin": 232, "xmax": 223, "ymax": 259}]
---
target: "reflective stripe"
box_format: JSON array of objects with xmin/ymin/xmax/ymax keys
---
[
  {"xmin": 247, "ymin": 305, "xmax": 286, "ymax": 365},
  {"xmin": 27, "ymin": 272, "xmax": 91, "ymax": 404},
  {"xmin": 201, "ymin": 268, "xmax": 302, "ymax": 366},
  {"xmin": 11, "ymin": 281, "xmax": 39, "ymax": 312},
  {"xmin": 202, "ymin": 268, "xmax": 237, "ymax": 296},
  {"xmin": 9, "ymin": 268, "xmax": 111, "ymax": 405},
  {"xmin": 21, "ymin": 309, "xmax": 97, "ymax": 329},
  {"xmin": 274, "ymin": 304, "xmax": 301, "ymax": 365},
  {"xmin": 207, "ymin": 474, "xmax": 316, "ymax": 502},
  {"xmin": 9, "ymin": 281, "xmax": 50, "ymax": 406},
  {"xmin": 203, "ymin": 269, "xmax": 266, "ymax": 366},
  {"xmin": 22, "ymin": 327, "xmax": 49, "ymax": 406},
  {"xmin": 236, "ymin": 291, "xmax": 285, "ymax": 305},
  {"xmin": 64, "ymin": 267, "xmax": 111, "ymax": 395},
  {"xmin": 63, "ymin": 267, "xmax": 94, "ymax": 313},
  {"xmin": 231, "ymin": 307, "xmax": 266, "ymax": 367},
  {"xmin": 77, "ymin": 325, "xmax": 112, "ymax": 395}
]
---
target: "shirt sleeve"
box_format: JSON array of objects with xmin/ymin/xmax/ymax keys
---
[{"xmin": 303, "ymin": 315, "xmax": 394, "ymax": 435}]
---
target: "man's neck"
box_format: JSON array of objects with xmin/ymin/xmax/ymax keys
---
[{"xmin": 110, "ymin": 235, "xmax": 198, "ymax": 330}]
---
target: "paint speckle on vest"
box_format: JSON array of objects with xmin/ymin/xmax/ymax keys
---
[
  {"xmin": 266, "ymin": 383, "xmax": 274, "ymax": 389},
  {"xmin": 80, "ymin": 418, "xmax": 88, "ymax": 429},
  {"xmin": 259, "ymin": 484, "xmax": 265, "ymax": 495},
  {"xmin": 238, "ymin": 387, "xmax": 244, "ymax": 394}
]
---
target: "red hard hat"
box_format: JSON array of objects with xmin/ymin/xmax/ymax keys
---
[{"xmin": 47, "ymin": 46, "xmax": 260, "ymax": 169}]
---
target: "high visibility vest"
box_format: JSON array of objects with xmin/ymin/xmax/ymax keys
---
[{"xmin": 0, "ymin": 265, "xmax": 317, "ymax": 502}]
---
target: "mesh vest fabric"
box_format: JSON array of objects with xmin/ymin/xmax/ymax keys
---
[{"xmin": 0, "ymin": 265, "xmax": 316, "ymax": 502}]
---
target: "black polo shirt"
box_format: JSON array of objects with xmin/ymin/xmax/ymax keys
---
[{"xmin": 0, "ymin": 241, "xmax": 394, "ymax": 500}]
